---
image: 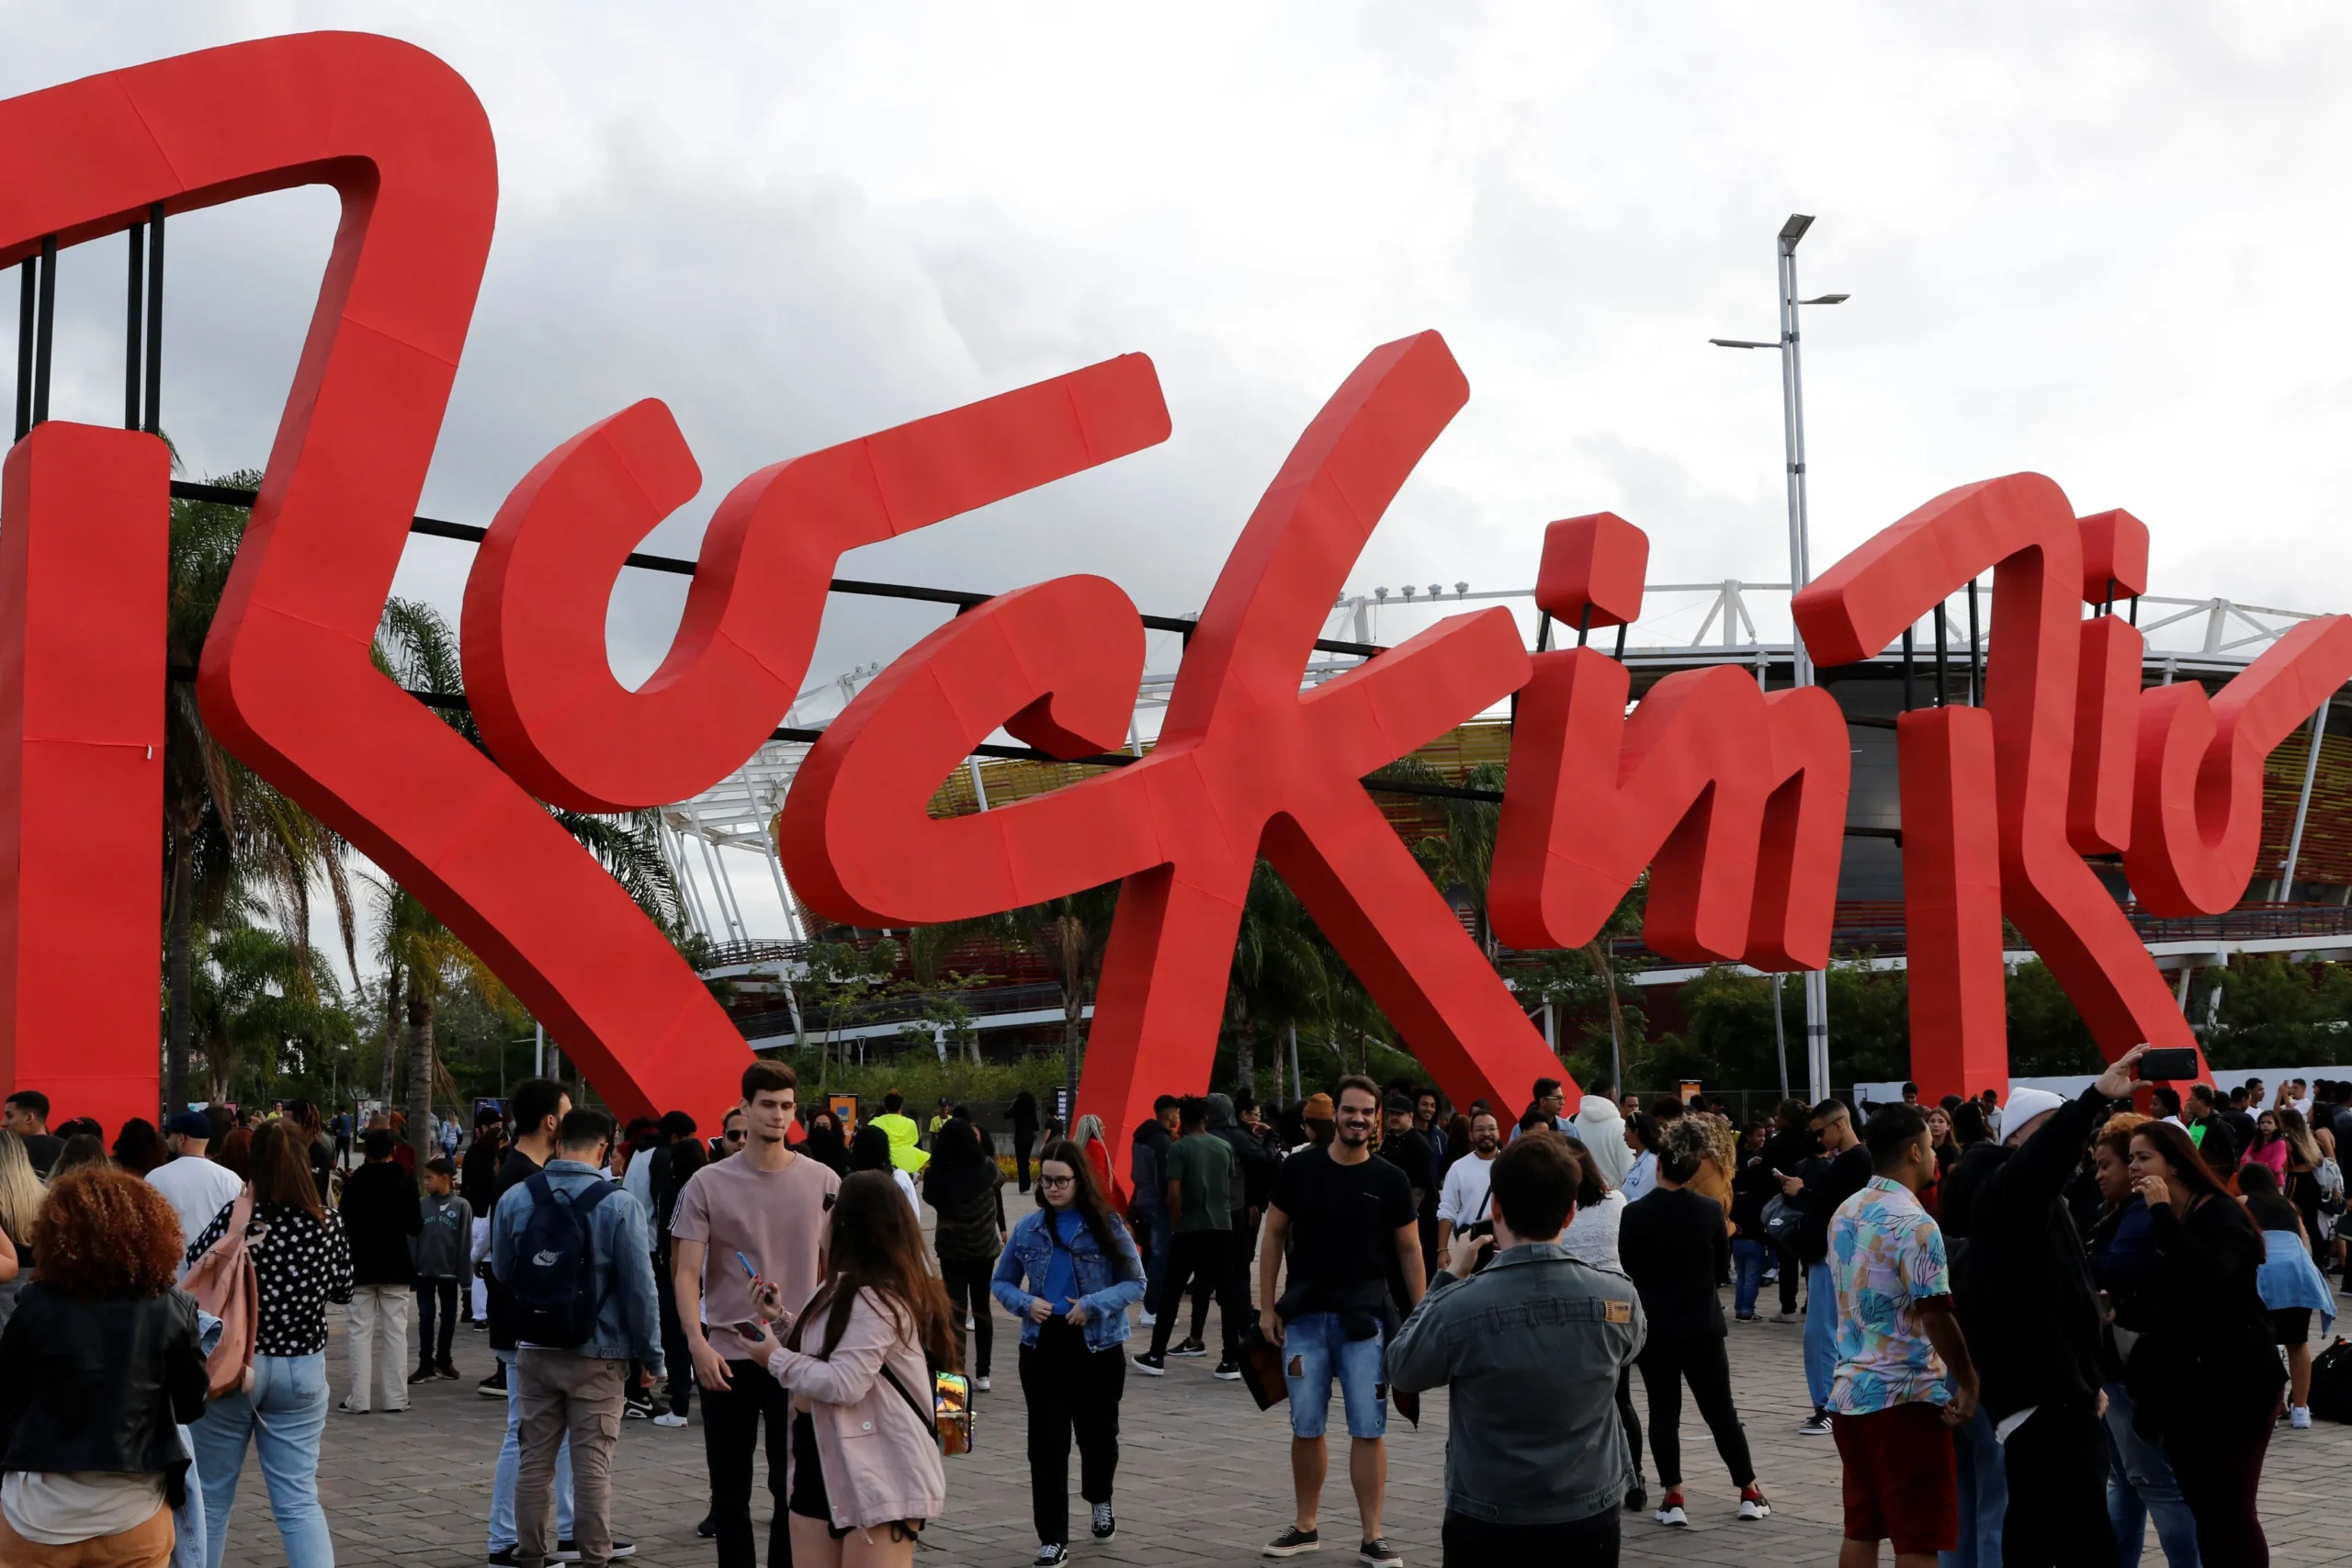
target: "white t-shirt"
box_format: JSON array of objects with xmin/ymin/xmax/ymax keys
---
[
  {"xmin": 1620, "ymin": 1150, "xmax": 1659, "ymax": 1205},
  {"xmin": 1437, "ymin": 1152, "xmax": 1497, "ymax": 1229},
  {"xmin": 146, "ymin": 1156, "xmax": 244, "ymax": 1254},
  {"xmin": 891, "ymin": 1168, "xmax": 921, "ymax": 1216},
  {"xmin": 1562, "ymin": 1190, "xmax": 1626, "ymax": 1271}
]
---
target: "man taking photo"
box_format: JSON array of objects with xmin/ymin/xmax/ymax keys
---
[
  {"xmin": 1388, "ymin": 1133, "xmax": 1644, "ymax": 1565},
  {"xmin": 1258, "ymin": 1077, "xmax": 1423, "ymax": 1567}
]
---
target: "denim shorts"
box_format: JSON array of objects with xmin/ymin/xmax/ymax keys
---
[{"xmin": 1280, "ymin": 1311, "xmax": 1386, "ymax": 1441}]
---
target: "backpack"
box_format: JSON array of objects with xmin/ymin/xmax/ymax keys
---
[
  {"xmin": 507, "ymin": 1172, "xmax": 616, "ymax": 1348},
  {"xmin": 1760, "ymin": 1193, "xmax": 1804, "ymax": 1250},
  {"xmin": 2309, "ymin": 1337, "xmax": 2352, "ymax": 1423},
  {"xmin": 182, "ymin": 1187, "xmax": 259, "ymax": 1399},
  {"xmin": 2316, "ymin": 1157, "xmax": 2347, "ymax": 1217}
]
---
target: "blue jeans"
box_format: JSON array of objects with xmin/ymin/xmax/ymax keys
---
[
  {"xmin": 170, "ymin": 1427, "xmax": 205, "ymax": 1568},
  {"xmin": 2103, "ymin": 1380, "xmax": 2199, "ymax": 1568},
  {"xmin": 1803, "ymin": 1260, "xmax": 1836, "ymax": 1410},
  {"xmin": 190, "ymin": 1351, "xmax": 334, "ymax": 1568},
  {"xmin": 1281, "ymin": 1311, "xmax": 1387, "ymax": 1441},
  {"xmin": 1138, "ymin": 1208, "xmax": 1174, "ymax": 1318},
  {"xmin": 1939, "ymin": 1405, "xmax": 2006, "ymax": 1568},
  {"xmin": 489, "ymin": 1347, "xmax": 574, "ymax": 1551},
  {"xmin": 1732, "ymin": 1238, "xmax": 1769, "ymax": 1318}
]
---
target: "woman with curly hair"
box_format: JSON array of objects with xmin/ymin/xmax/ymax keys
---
[
  {"xmin": 185, "ymin": 1121, "xmax": 354, "ymax": 1568},
  {"xmin": 0, "ymin": 1166, "xmax": 209, "ymax": 1567}
]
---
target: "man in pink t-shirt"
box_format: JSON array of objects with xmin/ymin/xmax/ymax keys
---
[{"xmin": 670, "ymin": 1060, "xmax": 839, "ymax": 1568}]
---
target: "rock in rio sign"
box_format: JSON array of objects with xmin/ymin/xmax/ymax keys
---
[{"xmin": 5, "ymin": 35, "xmax": 2349, "ymax": 1169}]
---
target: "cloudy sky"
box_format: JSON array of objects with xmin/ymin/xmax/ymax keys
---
[{"xmin": 11, "ymin": 2, "xmax": 2352, "ymax": 951}]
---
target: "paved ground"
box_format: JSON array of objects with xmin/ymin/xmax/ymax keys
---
[{"xmin": 204, "ymin": 1290, "xmax": 2352, "ymax": 1568}]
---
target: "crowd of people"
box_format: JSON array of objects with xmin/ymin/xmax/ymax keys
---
[{"xmin": 0, "ymin": 1054, "xmax": 2342, "ymax": 1567}]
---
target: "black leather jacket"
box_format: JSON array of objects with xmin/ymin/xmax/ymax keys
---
[{"xmin": 0, "ymin": 1283, "xmax": 209, "ymax": 1505}]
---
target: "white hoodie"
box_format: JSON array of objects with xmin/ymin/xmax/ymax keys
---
[{"xmin": 1567, "ymin": 1095, "xmax": 1634, "ymax": 1191}]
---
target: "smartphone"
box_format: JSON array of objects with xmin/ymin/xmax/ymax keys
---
[
  {"xmin": 732, "ymin": 1321, "xmax": 765, "ymax": 1338},
  {"xmin": 2138, "ymin": 1047, "xmax": 2199, "ymax": 1081},
  {"xmin": 733, "ymin": 1249, "xmax": 759, "ymax": 1281}
]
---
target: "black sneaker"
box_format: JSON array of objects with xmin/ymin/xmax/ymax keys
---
[
  {"xmin": 1032, "ymin": 1546, "xmax": 1070, "ymax": 1566},
  {"xmin": 1170, "ymin": 1338, "xmax": 1208, "ymax": 1358},
  {"xmin": 1214, "ymin": 1359, "xmax": 1243, "ymax": 1381},
  {"xmin": 476, "ymin": 1368, "xmax": 507, "ymax": 1399},
  {"xmin": 435, "ymin": 1361, "xmax": 461, "ymax": 1380},
  {"xmin": 1091, "ymin": 1501, "xmax": 1116, "ymax": 1542},
  {"xmin": 407, "ymin": 1366, "xmax": 436, "ymax": 1385},
  {"xmin": 554, "ymin": 1541, "xmax": 632, "ymax": 1562},
  {"xmin": 1262, "ymin": 1525, "xmax": 1320, "ymax": 1557},
  {"xmin": 1358, "ymin": 1540, "xmax": 1403, "ymax": 1568},
  {"xmin": 1799, "ymin": 1410, "xmax": 1834, "ymax": 1437},
  {"xmin": 695, "ymin": 1517, "xmax": 717, "ymax": 1540},
  {"xmin": 621, "ymin": 1399, "xmax": 651, "ymax": 1420},
  {"xmin": 1131, "ymin": 1351, "xmax": 1167, "ymax": 1376},
  {"xmin": 485, "ymin": 1551, "xmax": 518, "ymax": 1567}
]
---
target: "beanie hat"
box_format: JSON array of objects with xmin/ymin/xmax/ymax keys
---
[{"xmin": 2001, "ymin": 1088, "xmax": 2066, "ymax": 1144}]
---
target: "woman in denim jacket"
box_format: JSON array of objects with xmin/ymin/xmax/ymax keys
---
[{"xmin": 989, "ymin": 1139, "xmax": 1145, "ymax": 1567}]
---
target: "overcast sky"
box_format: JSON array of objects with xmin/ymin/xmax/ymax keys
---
[{"xmin": 12, "ymin": 2, "xmax": 2352, "ymax": 953}]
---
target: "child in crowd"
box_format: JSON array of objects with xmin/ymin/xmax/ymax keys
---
[{"xmin": 413, "ymin": 1156, "xmax": 472, "ymax": 1382}]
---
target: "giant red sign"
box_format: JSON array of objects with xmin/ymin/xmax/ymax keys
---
[{"xmin": 2, "ymin": 35, "xmax": 2346, "ymax": 1161}]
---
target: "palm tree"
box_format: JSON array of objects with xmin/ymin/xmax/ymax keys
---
[
  {"xmin": 193, "ymin": 907, "xmax": 357, "ymax": 1103},
  {"xmin": 371, "ymin": 597, "xmax": 683, "ymax": 1159},
  {"xmin": 1387, "ymin": 757, "xmax": 1506, "ymax": 956},
  {"xmin": 1227, "ymin": 861, "xmax": 1331, "ymax": 1100},
  {"xmin": 164, "ymin": 472, "xmax": 357, "ymax": 1112}
]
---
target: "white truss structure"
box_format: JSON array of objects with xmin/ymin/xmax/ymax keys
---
[{"xmin": 660, "ymin": 578, "xmax": 2339, "ymax": 945}]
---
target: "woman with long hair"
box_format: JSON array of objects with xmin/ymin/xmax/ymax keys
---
[
  {"xmin": 852, "ymin": 1124, "xmax": 920, "ymax": 1213},
  {"xmin": 989, "ymin": 1139, "xmax": 1144, "ymax": 1566},
  {"xmin": 2123, "ymin": 1120, "xmax": 2283, "ymax": 1567},
  {"xmin": 922, "ymin": 1121, "xmax": 1006, "ymax": 1393},
  {"xmin": 803, "ymin": 1110, "xmax": 852, "ymax": 1178},
  {"xmin": 0, "ymin": 1132, "xmax": 41, "ymax": 1332},
  {"xmin": 282, "ymin": 1100, "xmax": 335, "ymax": 1195},
  {"xmin": 1619, "ymin": 1111, "xmax": 1661, "ymax": 1203},
  {"xmin": 212, "ymin": 1126, "xmax": 254, "ymax": 1181},
  {"xmin": 735, "ymin": 1170, "xmax": 952, "ymax": 1568},
  {"xmin": 0, "ymin": 1167, "xmax": 208, "ymax": 1567},
  {"xmin": 653, "ymin": 1134, "xmax": 707, "ymax": 1427},
  {"xmin": 51, "ymin": 1134, "xmax": 104, "ymax": 1177},
  {"xmin": 2235, "ymin": 1161, "xmax": 2333, "ymax": 1429},
  {"xmin": 2086, "ymin": 1113, "xmax": 2198, "ymax": 1568},
  {"xmin": 185, "ymin": 1120, "xmax": 354, "ymax": 1568},
  {"xmin": 2273, "ymin": 1107, "xmax": 2325, "ymax": 1255}
]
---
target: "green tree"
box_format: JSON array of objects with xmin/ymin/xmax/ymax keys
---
[
  {"xmin": 1226, "ymin": 861, "xmax": 1332, "ymax": 1100},
  {"xmin": 193, "ymin": 906, "xmax": 358, "ymax": 1105},
  {"xmin": 2004, "ymin": 960, "xmax": 2104, "ymax": 1077}
]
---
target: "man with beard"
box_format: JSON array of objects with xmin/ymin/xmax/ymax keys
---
[
  {"xmin": 1436, "ymin": 1111, "xmax": 1502, "ymax": 1258},
  {"xmin": 1259, "ymin": 1078, "xmax": 1424, "ymax": 1567}
]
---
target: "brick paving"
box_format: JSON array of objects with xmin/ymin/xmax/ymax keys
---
[{"xmin": 200, "ymin": 1293, "xmax": 2352, "ymax": 1568}]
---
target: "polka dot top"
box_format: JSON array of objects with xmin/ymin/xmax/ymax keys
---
[{"xmin": 187, "ymin": 1196, "xmax": 356, "ymax": 1357}]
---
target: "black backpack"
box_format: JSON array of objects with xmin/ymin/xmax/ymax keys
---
[
  {"xmin": 2309, "ymin": 1337, "xmax": 2352, "ymax": 1423},
  {"xmin": 509, "ymin": 1172, "xmax": 616, "ymax": 1348}
]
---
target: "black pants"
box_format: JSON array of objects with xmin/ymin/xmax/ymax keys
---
[
  {"xmin": 2166, "ymin": 1396, "xmax": 2277, "ymax": 1568},
  {"xmin": 1225, "ymin": 1213, "xmax": 1257, "ymax": 1314},
  {"xmin": 939, "ymin": 1259, "xmax": 995, "ymax": 1379},
  {"xmin": 2001, "ymin": 1403, "xmax": 2117, "ymax": 1568},
  {"xmin": 1635, "ymin": 1332, "xmax": 1752, "ymax": 1490},
  {"xmin": 657, "ymin": 1257, "xmax": 692, "ymax": 1417},
  {"xmin": 1614, "ymin": 1368, "xmax": 1644, "ymax": 1485},
  {"xmin": 704, "ymin": 1357, "xmax": 795, "ymax": 1568},
  {"xmin": 1021, "ymin": 1319, "xmax": 1125, "ymax": 1546},
  {"xmin": 1013, "ymin": 1132, "xmax": 1035, "ymax": 1192},
  {"xmin": 1776, "ymin": 1240, "xmax": 1801, "ymax": 1314},
  {"xmin": 1442, "ymin": 1509, "xmax": 1618, "ymax": 1566},
  {"xmin": 1148, "ymin": 1231, "xmax": 1241, "ymax": 1358},
  {"xmin": 413, "ymin": 1277, "xmax": 457, "ymax": 1368}
]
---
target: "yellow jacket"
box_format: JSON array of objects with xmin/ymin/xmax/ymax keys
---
[{"xmin": 870, "ymin": 1112, "xmax": 930, "ymax": 1173}]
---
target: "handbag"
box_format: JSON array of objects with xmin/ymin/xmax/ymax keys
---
[
  {"xmin": 883, "ymin": 1361, "xmax": 973, "ymax": 1458},
  {"xmin": 1236, "ymin": 1320, "xmax": 1288, "ymax": 1412},
  {"xmin": 181, "ymin": 1187, "xmax": 260, "ymax": 1399},
  {"xmin": 2316, "ymin": 1157, "xmax": 2346, "ymax": 1216}
]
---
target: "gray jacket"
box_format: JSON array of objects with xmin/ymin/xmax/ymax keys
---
[
  {"xmin": 490, "ymin": 1159, "xmax": 664, "ymax": 1375},
  {"xmin": 1385, "ymin": 1241, "xmax": 1645, "ymax": 1526},
  {"xmin": 413, "ymin": 1191, "xmax": 472, "ymax": 1279}
]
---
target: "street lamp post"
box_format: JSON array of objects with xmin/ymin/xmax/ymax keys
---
[{"xmin": 1711, "ymin": 212, "xmax": 1848, "ymax": 1102}]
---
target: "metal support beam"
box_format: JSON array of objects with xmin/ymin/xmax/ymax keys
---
[
  {"xmin": 2276, "ymin": 699, "xmax": 2333, "ymax": 901},
  {"xmin": 124, "ymin": 223, "xmax": 143, "ymax": 429},
  {"xmin": 31, "ymin": 235, "xmax": 55, "ymax": 427},
  {"xmin": 143, "ymin": 203, "xmax": 164, "ymax": 436}
]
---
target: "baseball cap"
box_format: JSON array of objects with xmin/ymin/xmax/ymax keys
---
[{"xmin": 164, "ymin": 1111, "xmax": 213, "ymax": 1138}]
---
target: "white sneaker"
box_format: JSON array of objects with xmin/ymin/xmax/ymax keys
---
[
  {"xmin": 2290, "ymin": 1404, "xmax": 2312, "ymax": 1429},
  {"xmin": 976, "ymin": 1375, "xmax": 991, "ymax": 1392},
  {"xmin": 1138, "ymin": 1310, "xmax": 1158, "ymax": 1327},
  {"xmin": 1654, "ymin": 1500, "xmax": 1688, "ymax": 1528},
  {"xmin": 651, "ymin": 1412, "xmax": 688, "ymax": 1428}
]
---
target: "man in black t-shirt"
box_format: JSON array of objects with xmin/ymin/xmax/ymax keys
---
[
  {"xmin": 1378, "ymin": 1094, "xmax": 1439, "ymax": 1284},
  {"xmin": 1258, "ymin": 1077, "xmax": 1422, "ymax": 1567}
]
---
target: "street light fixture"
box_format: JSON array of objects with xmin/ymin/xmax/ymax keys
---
[{"xmin": 1709, "ymin": 210, "xmax": 1848, "ymax": 1102}]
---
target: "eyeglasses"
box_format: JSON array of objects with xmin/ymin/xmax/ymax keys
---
[{"xmin": 1038, "ymin": 1174, "xmax": 1076, "ymax": 1189}]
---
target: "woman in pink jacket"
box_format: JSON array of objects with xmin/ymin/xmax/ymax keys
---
[{"xmin": 738, "ymin": 1171, "xmax": 954, "ymax": 1566}]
